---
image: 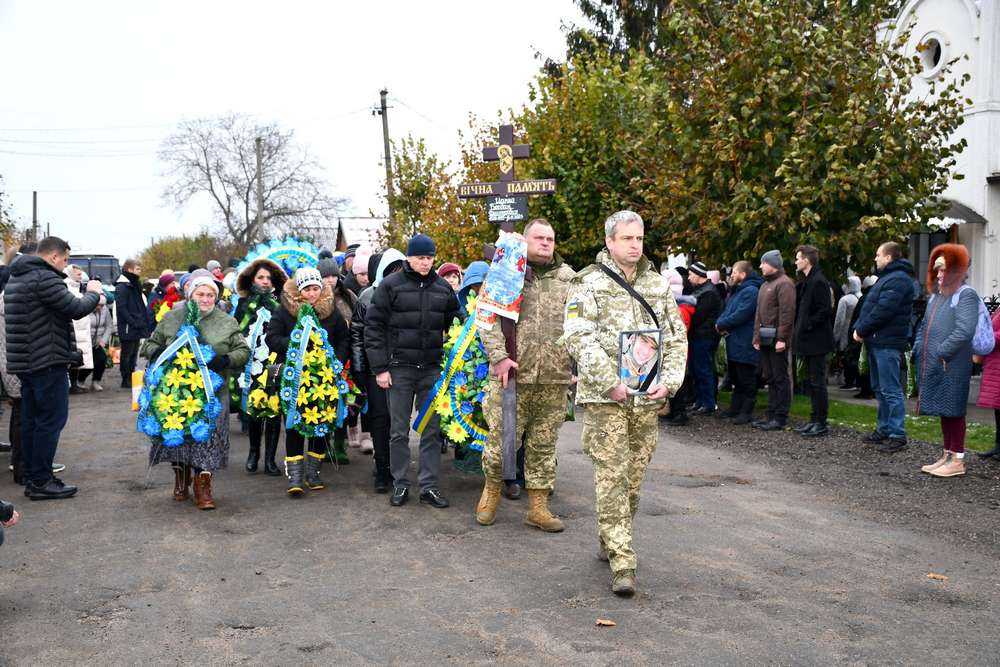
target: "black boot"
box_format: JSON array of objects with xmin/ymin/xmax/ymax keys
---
[
  {"xmin": 262, "ymin": 418, "xmax": 281, "ymax": 476},
  {"xmin": 977, "ymin": 442, "xmax": 1000, "ymax": 459},
  {"xmin": 245, "ymin": 445, "xmax": 260, "ymax": 473},
  {"xmin": 285, "ymin": 457, "xmax": 305, "ymax": 496}
]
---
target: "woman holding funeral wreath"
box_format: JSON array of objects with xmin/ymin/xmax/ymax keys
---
[
  {"xmin": 265, "ymin": 267, "xmax": 356, "ymax": 497},
  {"xmin": 233, "ymin": 258, "xmax": 288, "ymax": 475},
  {"xmin": 139, "ymin": 269, "xmax": 250, "ymax": 510}
]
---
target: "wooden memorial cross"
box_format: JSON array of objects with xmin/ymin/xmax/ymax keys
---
[{"xmin": 457, "ymin": 123, "xmax": 557, "ymax": 480}]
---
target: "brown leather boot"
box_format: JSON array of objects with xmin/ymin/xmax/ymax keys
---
[
  {"xmin": 475, "ymin": 479, "xmax": 503, "ymax": 526},
  {"xmin": 525, "ymin": 488, "xmax": 564, "ymax": 532},
  {"xmin": 172, "ymin": 465, "xmax": 191, "ymax": 501},
  {"xmin": 921, "ymin": 450, "xmax": 950, "ymax": 474},
  {"xmin": 192, "ymin": 471, "xmax": 216, "ymax": 510}
]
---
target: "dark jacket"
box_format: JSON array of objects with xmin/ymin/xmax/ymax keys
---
[
  {"xmin": 365, "ymin": 262, "xmax": 460, "ymax": 373},
  {"xmin": 342, "ymin": 272, "xmax": 363, "ymax": 298},
  {"xmin": 3, "ymin": 254, "xmax": 100, "ymax": 374},
  {"xmin": 715, "ymin": 273, "xmax": 763, "ymax": 365},
  {"xmin": 852, "ymin": 258, "xmax": 916, "ymax": 350},
  {"xmin": 266, "ymin": 280, "xmax": 350, "ymax": 365},
  {"xmin": 793, "ymin": 267, "xmax": 834, "ymax": 356},
  {"xmin": 754, "ymin": 269, "xmax": 797, "ymax": 346},
  {"xmin": 688, "ymin": 281, "xmax": 722, "ymax": 340},
  {"xmin": 115, "ymin": 271, "xmax": 151, "ymax": 341}
]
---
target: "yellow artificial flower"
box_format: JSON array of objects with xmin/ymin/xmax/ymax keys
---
[
  {"xmin": 255, "ymin": 372, "xmax": 267, "ymax": 388},
  {"xmin": 267, "ymin": 395, "xmax": 280, "ymax": 413},
  {"xmin": 309, "ymin": 384, "xmax": 326, "ymax": 402},
  {"xmin": 445, "ymin": 421, "xmax": 469, "ymax": 443},
  {"xmin": 297, "ymin": 387, "xmax": 311, "ymax": 407},
  {"xmin": 319, "ymin": 366, "xmax": 335, "ymax": 384},
  {"xmin": 249, "ymin": 388, "xmax": 268, "ymax": 407},
  {"xmin": 156, "ymin": 302, "xmax": 171, "ymax": 322},
  {"xmin": 155, "ymin": 393, "xmax": 177, "ymax": 413},
  {"xmin": 306, "ymin": 349, "xmax": 327, "ymax": 366},
  {"xmin": 174, "ymin": 348, "xmax": 195, "ymax": 369},
  {"xmin": 447, "ymin": 323, "xmax": 463, "ymax": 341},
  {"xmin": 179, "ymin": 395, "xmax": 203, "ymax": 418},
  {"xmin": 184, "ymin": 371, "xmax": 203, "ymax": 391},
  {"xmin": 302, "ymin": 406, "xmax": 321, "ymax": 424},
  {"xmin": 309, "ymin": 332, "xmax": 324, "ymax": 347},
  {"xmin": 165, "ymin": 368, "xmax": 185, "ymax": 389},
  {"xmin": 268, "ymin": 351, "xmax": 278, "ymax": 363},
  {"xmin": 322, "ymin": 407, "xmax": 338, "ymax": 424},
  {"xmin": 300, "ymin": 371, "xmax": 312, "ymax": 387},
  {"xmin": 433, "ymin": 394, "xmax": 452, "ymax": 417},
  {"xmin": 163, "ymin": 412, "xmax": 186, "ymax": 430}
]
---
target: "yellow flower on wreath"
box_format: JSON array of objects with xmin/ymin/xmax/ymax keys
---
[
  {"xmin": 299, "ymin": 370, "xmax": 312, "ymax": 387},
  {"xmin": 309, "ymin": 384, "xmax": 326, "ymax": 402},
  {"xmin": 179, "ymin": 395, "xmax": 203, "ymax": 418},
  {"xmin": 302, "ymin": 406, "xmax": 321, "ymax": 424},
  {"xmin": 165, "ymin": 368, "xmax": 185, "ymax": 389},
  {"xmin": 318, "ymin": 366, "xmax": 335, "ymax": 384},
  {"xmin": 309, "ymin": 332, "xmax": 324, "ymax": 347},
  {"xmin": 306, "ymin": 348, "xmax": 327, "ymax": 366},
  {"xmin": 322, "ymin": 406, "xmax": 338, "ymax": 424},
  {"xmin": 184, "ymin": 371, "xmax": 202, "ymax": 391},
  {"xmin": 433, "ymin": 394, "xmax": 451, "ymax": 417},
  {"xmin": 249, "ymin": 388, "xmax": 268, "ymax": 408},
  {"xmin": 445, "ymin": 421, "xmax": 469, "ymax": 443},
  {"xmin": 163, "ymin": 412, "xmax": 186, "ymax": 430},
  {"xmin": 297, "ymin": 387, "xmax": 311, "ymax": 407},
  {"xmin": 174, "ymin": 348, "xmax": 195, "ymax": 369},
  {"xmin": 155, "ymin": 393, "xmax": 177, "ymax": 413},
  {"xmin": 267, "ymin": 394, "xmax": 280, "ymax": 413}
]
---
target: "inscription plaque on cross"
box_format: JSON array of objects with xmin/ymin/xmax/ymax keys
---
[{"xmin": 457, "ymin": 122, "xmax": 558, "ymax": 481}]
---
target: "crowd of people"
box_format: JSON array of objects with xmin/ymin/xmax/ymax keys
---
[{"xmin": 0, "ymin": 219, "xmax": 998, "ymax": 597}]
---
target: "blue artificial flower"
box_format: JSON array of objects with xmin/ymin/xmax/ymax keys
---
[
  {"xmin": 291, "ymin": 330, "xmax": 303, "ymax": 342},
  {"xmin": 138, "ymin": 389, "xmax": 151, "ymax": 410},
  {"xmin": 209, "ymin": 371, "xmax": 223, "ymax": 393},
  {"xmin": 148, "ymin": 366, "xmax": 165, "ymax": 385},
  {"xmin": 204, "ymin": 398, "xmax": 222, "ymax": 419},
  {"xmin": 337, "ymin": 380, "xmax": 348, "ymax": 393},
  {"xmin": 139, "ymin": 415, "xmax": 161, "ymax": 437},
  {"xmin": 280, "ymin": 387, "xmax": 294, "ymax": 401},
  {"xmin": 460, "ymin": 401, "xmax": 475, "ymax": 415},
  {"xmin": 331, "ymin": 359, "xmax": 344, "ymax": 374},
  {"xmin": 162, "ymin": 429, "xmax": 185, "ymax": 447},
  {"xmin": 291, "ymin": 412, "xmax": 302, "ymax": 425},
  {"xmin": 315, "ymin": 424, "xmax": 329, "ymax": 436},
  {"xmin": 282, "ymin": 366, "xmax": 296, "ymax": 380},
  {"xmin": 288, "ymin": 348, "xmax": 300, "ymax": 361},
  {"xmin": 189, "ymin": 420, "xmax": 211, "ymax": 443},
  {"xmin": 199, "ymin": 344, "xmax": 216, "ymax": 364},
  {"xmin": 476, "ymin": 390, "xmax": 485, "ymax": 403},
  {"xmin": 474, "ymin": 363, "xmax": 489, "ymax": 381},
  {"xmin": 287, "ymin": 256, "xmax": 300, "ymax": 270},
  {"xmin": 463, "ymin": 350, "xmax": 473, "ymax": 362},
  {"xmin": 453, "ymin": 371, "xmax": 468, "ymax": 386}
]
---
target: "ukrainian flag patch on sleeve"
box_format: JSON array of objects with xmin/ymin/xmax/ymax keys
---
[{"xmin": 566, "ymin": 299, "xmax": 579, "ymax": 319}]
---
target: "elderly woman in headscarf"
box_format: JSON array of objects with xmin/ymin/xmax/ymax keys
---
[
  {"xmin": 914, "ymin": 244, "xmax": 980, "ymax": 478},
  {"xmin": 141, "ymin": 269, "xmax": 249, "ymax": 509}
]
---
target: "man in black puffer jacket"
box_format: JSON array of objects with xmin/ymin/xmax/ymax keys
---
[
  {"xmin": 365, "ymin": 234, "xmax": 459, "ymax": 509},
  {"xmin": 5, "ymin": 237, "xmax": 102, "ymax": 499},
  {"xmin": 115, "ymin": 258, "xmax": 151, "ymax": 388},
  {"xmin": 793, "ymin": 244, "xmax": 835, "ymax": 438}
]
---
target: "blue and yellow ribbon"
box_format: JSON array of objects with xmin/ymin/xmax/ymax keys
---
[{"xmin": 413, "ymin": 314, "xmax": 478, "ymax": 434}]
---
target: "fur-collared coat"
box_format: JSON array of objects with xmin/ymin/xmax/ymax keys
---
[{"xmin": 265, "ymin": 279, "xmax": 351, "ymax": 365}]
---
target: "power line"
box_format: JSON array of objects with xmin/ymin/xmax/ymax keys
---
[
  {"xmin": 0, "ymin": 137, "xmax": 160, "ymax": 145},
  {"xmin": 0, "ymin": 148, "xmax": 155, "ymax": 158},
  {"xmin": 389, "ymin": 96, "xmax": 450, "ymax": 131},
  {"xmin": 0, "ymin": 123, "xmax": 172, "ymax": 132}
]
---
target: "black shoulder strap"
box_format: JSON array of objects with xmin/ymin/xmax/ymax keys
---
[{"xmin": 598, "ymin": 264, "xmax": 662, "ymax": 330}]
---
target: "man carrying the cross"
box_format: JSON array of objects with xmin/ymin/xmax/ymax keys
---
[
  {"xmin": 475, "ymin": 218, "xmax": 576, "ymax": 531},
  {"xmin": 562, "ymin": 211, "xmax": 687, "ymax": 596}
]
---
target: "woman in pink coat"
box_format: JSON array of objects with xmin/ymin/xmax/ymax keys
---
[{"xmin": 976, "ymin": 308, "xmax": 1000, "ymax": 460}]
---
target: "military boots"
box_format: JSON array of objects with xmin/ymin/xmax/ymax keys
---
[
  {"xmin": 475, "ymin": 480, "xmax": 503, "ymax": 525},
  {"xmin": 524, "ymin": 489, "xmax": 564, "ymax": 532}
]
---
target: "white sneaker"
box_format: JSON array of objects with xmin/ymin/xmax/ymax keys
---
[
  {"xmin": 52, "ymin": 463, "xmax": 66, "ymax": 474},
  {"xmin": 91, "ymin": 383, "xmax": 104, "ymax": 392},
  {"xmin": 347, "ymin": 425, "xmax": 362, "ymax": 448},
  {"xmin": 360, "ymin": 434, "xmax": 374, "ymax": 454}
]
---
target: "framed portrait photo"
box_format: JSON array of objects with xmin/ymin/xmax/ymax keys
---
[{"xmin": 618, "ymin": 329, "xmax": 662, "ymax": 395}]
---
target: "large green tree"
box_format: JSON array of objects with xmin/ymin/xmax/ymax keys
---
[{"xmin": 520, "ymin": 0, "xmax": 968, "ymax": 274}]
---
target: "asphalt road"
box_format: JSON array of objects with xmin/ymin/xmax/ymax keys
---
[{"xmin": 0, "ymin": 389, "xmax": 997, "ymax": 665}]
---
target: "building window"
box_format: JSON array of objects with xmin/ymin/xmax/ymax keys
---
[{"xmin": 917, "ymin": 32, "xmax": 948, "ymax": 79}]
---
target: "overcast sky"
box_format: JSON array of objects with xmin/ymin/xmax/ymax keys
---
[{"xmin": 0, "ymin": 1, "xmax": 581, "ymax": 259}]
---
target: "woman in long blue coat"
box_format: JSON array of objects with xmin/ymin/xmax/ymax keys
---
[{"xmin": 914, "ymin": 244, "xmax": 979, "ymax": 478}]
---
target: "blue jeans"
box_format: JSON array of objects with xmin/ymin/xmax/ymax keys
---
[
  {"xmin": 689, "ymin": 337, "xmax": 718, "ymax": 410},
  {"xmin": 868, "ymin": 346, "xmax": 906, "ymax": 439},
  {"xmin": 18, "ymin": 365, "xmax": 70, "ymax": 486}
]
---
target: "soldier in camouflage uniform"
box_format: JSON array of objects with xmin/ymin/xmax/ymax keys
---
[
  {"xmin": 476, "ymin": 219, "xmax": 576, "ymax": 532},
  {"xmin": 562, "ymin": 210, "xmax": 687, "ymax": 597}
]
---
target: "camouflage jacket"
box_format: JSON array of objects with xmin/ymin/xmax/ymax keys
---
[
  {"xmin": 562, "ymin": 250, "xmax": 687, "ymax": 405},
  {"xmin": 480, "ymin": 254, "xmax": 576, "ymax": 385}
]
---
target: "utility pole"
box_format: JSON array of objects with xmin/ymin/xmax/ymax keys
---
[
  {"xmin": 255, "ymin": 137, "xmax": 265, "ymax": 239},
  {"xmin": 32, "ymin": 191, "xmax": 38, "ymax": 242},
  {"xmin": 376, "ymin": 88, "xmax": 395, "ymax": 225}
]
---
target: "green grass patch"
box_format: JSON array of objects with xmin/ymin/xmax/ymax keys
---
[{"xmin": 717, "ymin": 391, "xmax": 995, "ymax": 453}]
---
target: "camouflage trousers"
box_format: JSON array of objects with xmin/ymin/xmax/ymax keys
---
[
  {"xmin": 582, "ymin": 401, "xmax": 659, "ymax": 574},
  {"xmin": 481, "ymin": 381, "xmax": 567, "ymax": 489}
]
